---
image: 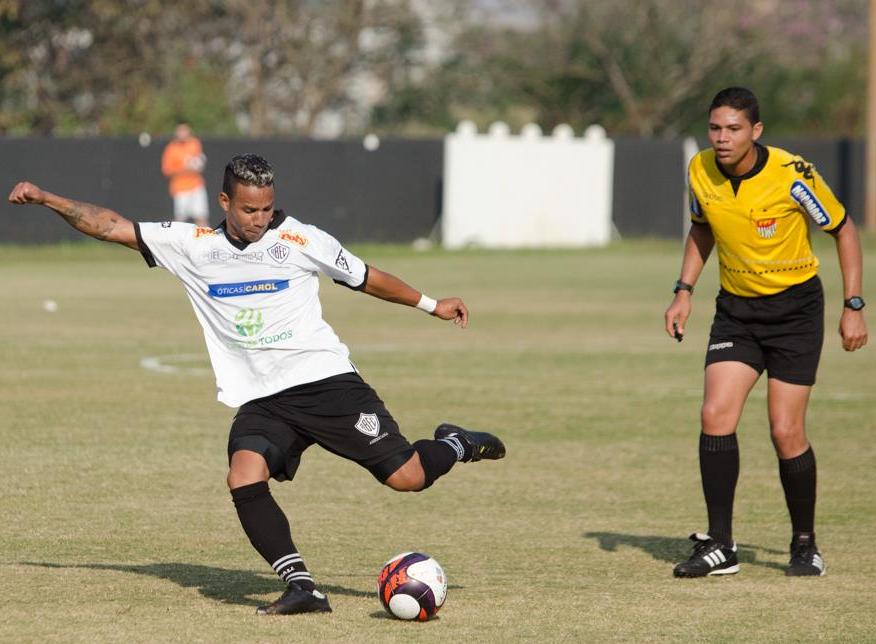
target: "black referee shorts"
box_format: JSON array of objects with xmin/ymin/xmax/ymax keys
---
[
  {"xmin": 227, "ymin": 373, "xmax": 415, "ymax": 483},
  {"xmin": 705, "ymin": 275, "xmax": 824, "ymax": 386}
]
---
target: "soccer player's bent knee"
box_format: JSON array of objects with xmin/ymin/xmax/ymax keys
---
[
  {"xmin": 383, "ymin": 461, "xmax": 426, "ymax": 492},
  {"xmin": 227, "ymin": 449, "xmax": 270, "ymax": 489}
]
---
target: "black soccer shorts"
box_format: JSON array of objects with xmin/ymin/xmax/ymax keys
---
[
  {"xmin": 228, "ymin": 373, "xmax": 415, "ymax": 483},
  {"xmin": 704, "ymin": 275, "xmax": 824, "ymax": 386}
]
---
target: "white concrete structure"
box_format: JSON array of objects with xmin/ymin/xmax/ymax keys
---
[{"xmin": 442, "ymin": 121, "xmax": 614, "ymax": 248}]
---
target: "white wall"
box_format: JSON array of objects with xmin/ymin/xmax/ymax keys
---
[{"xmin": 442, "ymin": 122, "xmax": 614, "ymax": 249}]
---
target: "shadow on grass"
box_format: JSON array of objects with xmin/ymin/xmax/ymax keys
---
[
  {"xmin": 23, "ymin": 561, "xmax": 373, "ymax": 606},
  {"xmin": 583, "ymin": 532, "xmax": 786, "ymax": 572}
]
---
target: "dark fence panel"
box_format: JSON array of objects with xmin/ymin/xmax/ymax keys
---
[
  {"xmin": 1, "ymin": 135, "xmax": 864, "ymax": 243},
  {"xmin": 0, "ymin": 137, "xmax": 443, "ymax": 244},
  {"xmin": 612, "ymin": 138, "xmax": 686, "ymax": 238}
]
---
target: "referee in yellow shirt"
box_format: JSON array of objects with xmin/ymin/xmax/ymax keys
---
[{"xmin": 664, "ymin": 87, "xmax": 868, "ymax": 578}]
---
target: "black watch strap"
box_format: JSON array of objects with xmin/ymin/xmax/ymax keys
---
[
  {"xmin": 674, "ymin": 280, "xmax": 694, "ymax": 294},
  {"xmin": 844, "ymin": 296, "xmax": 866, "ymax": 311}
]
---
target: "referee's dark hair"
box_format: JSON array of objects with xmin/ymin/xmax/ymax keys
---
[
  {"xmin": 223, "ymin": 154, "xmax": 274, "ymax": 197},
  {"xmin": 709, "ymin": 87, "xmax": 760, "ymax": 125}
]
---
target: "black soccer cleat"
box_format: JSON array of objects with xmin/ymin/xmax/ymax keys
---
[
  {"xmin": 256, "ymin": 582, "xmax": 332, "ymax": 615},
  {"xmin": 673, "ymin": 533, "xmax": 740, "ymax": 578},
  {"xmin": 434, "ymin": 423, "xmax": 506, "ymax": 462},
  {"xmin": 786, "ymin": 534, "xmax": 826, "ymax": 577}
]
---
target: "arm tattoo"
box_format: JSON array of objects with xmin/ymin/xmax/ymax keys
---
[{"xmin": 57, "ymin": 200, "xmax": 119, "ymax": 241}]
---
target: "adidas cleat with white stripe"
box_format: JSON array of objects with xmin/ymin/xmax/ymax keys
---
[
  {"xmin": 786, "ymin": 535, "xmax": 826, "ymax": 577},
  {"xmin": 673, "ymin": 533, "xmax": 740, "ymax": 578}
]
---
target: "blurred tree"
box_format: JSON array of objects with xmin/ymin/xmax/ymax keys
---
[
  {"xmin": 374, "ymin": 0, "xmax": 868, "ymax": 137},
  {"xmin": 0, "ymin": 0, "xmax": 867, "ymax": 138}
]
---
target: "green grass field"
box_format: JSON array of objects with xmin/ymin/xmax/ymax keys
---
[{"xmin": 1, "ymin": 236, "xmax": 874, "ymax": 643}]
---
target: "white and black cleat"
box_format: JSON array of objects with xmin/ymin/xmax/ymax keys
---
[
  {"xmin": 786, "ymin": 534, "xmax": 826, "ymax": 577},
  {"xmin": 673, "ymin": 533, "xmax": 740, "ymax": 578}
]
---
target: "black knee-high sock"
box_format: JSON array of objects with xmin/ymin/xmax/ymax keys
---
[
  {"xmin": 413, "ymin": 439, "xmax": 460, "ymax": 489},
  {"xmin": 699, "ymin": 433, "xmax": 739, "ymax": 547},
  {"xmin": 231, "ymin": 481, "xmax": 315, "ymax": 591},
  {"xmin": 779, "ymin": 446, "xmax": 817, "ymax": 539}
]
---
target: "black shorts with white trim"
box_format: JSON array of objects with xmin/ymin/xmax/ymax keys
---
[
  {"xmin": 228, "ymin": 373, "xmax": 415, "ymax": 483},
  {"xmin": 705, "ymin": 275, "xmax": 824, "ymax": 386}
]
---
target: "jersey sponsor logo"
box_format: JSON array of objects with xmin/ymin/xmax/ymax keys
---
[
  {"xmin": 708, "ymin": 341, "xmax": 734, "ymax": 351},
  {"xmin": 208, "ymin": 279, "xmax": 290, "ymax": 298},
  {"xmin": 335, "ymin": 250, "xmax": 351, "ymax": 273},
  {"xmin": 204, "ymin": 249, "xmax": 265, "ymax": 263},
  {"xmin": 267, "ymin": 242, "xmax": 290, "ymax": 264},
  {"xmin": 690, "ymin": 191, "xmax": 703, "ymax": 217},
  {"xmin": 193, "ymin": 227, "xmax": 216, "ymax": 238},
  {"xmin": 755, "ymin": 218, "xmax": 777, "ymax": 239},
  {"xmin": 355, "ymin": 412, "xmax": 380, "ymax": 437},
  {"xmin": 234, "ymin": 309, "xmax": 264, "ymax": 336},
  {"xmin": 790, "ymin": 180, "xmax": 831, "ymax": 227},
  {"xmin": 782, "ymin": 159, "xmax": 816, "ymax": 185},
  {"xmin": 279, "ymin": 231, "xmax": 308, "ymax": 246}
]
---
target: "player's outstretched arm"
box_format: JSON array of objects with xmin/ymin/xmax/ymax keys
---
[
  {"xmin": 8, "ymin": 181, "xmax": 138, "ymax": 250},
  {"xmin": 362, "ymin": 266, "xmax": 469, "ymax": 328}
]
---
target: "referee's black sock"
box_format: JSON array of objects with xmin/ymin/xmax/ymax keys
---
[
  {"xmin": 231, "ymin": 481, "xmax": 316, "ymax": 592},
  {"xmin": 699, "ymin": 432, "xmax": 739, "ymax": 547},
  {"xmin": 413, "ymin": 439, "xmax": 458, "ymax": 489},
  {"xmin": 779, "ymin": 446, "xmax": 817, "ymax": 540}
]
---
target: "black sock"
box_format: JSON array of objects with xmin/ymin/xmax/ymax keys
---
[
  {"xmin": 699, "ymin": 433, "xmax": 739, "ymax": 547},
  {"xmin": 231, "ymin": 481, "xmax": 315, "ymax": 592},
  {"xmin": 779, "ymin": 446, "xmax": 817, "ymax": 540},
  {"xmin": 413, "ymin": 440, "xmax": 459, "ymax": 488}
]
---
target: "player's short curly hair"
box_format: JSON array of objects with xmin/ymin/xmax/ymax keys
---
[
  {"xmin": 223, "ymin": 154, "xmax": 274, "ymax": 197},
  {"xmin": 709, "ymin": 87, "xmax": 760, "ymax": 125}
]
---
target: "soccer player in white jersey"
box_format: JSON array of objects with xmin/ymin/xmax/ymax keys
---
[{"xmin": 8, "ymin": 154, "xmax": 506, "ymax": 615}]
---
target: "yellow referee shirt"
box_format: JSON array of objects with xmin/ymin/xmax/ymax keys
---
[{"xmin": 689, "ymin": 144, "xmax": 847, "ymax": 297}]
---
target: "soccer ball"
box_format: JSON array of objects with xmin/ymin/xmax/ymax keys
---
[{"xmin": 377, "ymin": 552, "xmax": 447, "ymax": 621}]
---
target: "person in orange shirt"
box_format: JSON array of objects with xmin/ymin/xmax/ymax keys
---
[{"xmin": 161, "ymin": 122, "xmax": 210, "ymax": 227}]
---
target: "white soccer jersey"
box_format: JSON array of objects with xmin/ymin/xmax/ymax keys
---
[{"xmin": 135, "ymin": 212, "xmax": 367, "ymax": 407}]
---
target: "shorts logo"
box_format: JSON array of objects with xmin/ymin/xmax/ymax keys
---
[
  {"xmin": 790, "ymin": 180, "xmax": 831, "ymax": 227},
  {"xmin": 335, "ymin": 250, "xmax": 351, "ymax": 273},
  {"xmin": 355, "ymin": 413, "xmax": 380, "ymax": 437},
  {"xmin": 279, "ymin": 231, "xmax": 308, "ymax": 246},
  {"xmin": 708, "ymin": 341, "xmax": 734, "ymax": 351},
  {"xmin": 208, "ymin": 279, "xmax": 289, "ymax": 298},
  {"xmin": 234, "ymin": 309, "xmax": 264, "ymax": 337},
  {"xmin": 267, "ymin": 243, "xmax": 289, "ymax": 264},
  {"xmin": 756, "ymin": 218, "xmax": 777, "ymax": 239}
]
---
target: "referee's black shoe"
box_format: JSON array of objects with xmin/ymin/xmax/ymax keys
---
[
  {"xmin": 256, "ymin": 583, "xmax": 332, "ymax": 615},
  {"xmin": 435, "ymin": 423, "xmax": 506, "ymax": 462},
  {"xmin": 673, "ymin": 533, "xmax": 740, "ymax": 578},
  {"xmin": 786, "ymin": 534, "xmax": 826, "ymax": 577}
]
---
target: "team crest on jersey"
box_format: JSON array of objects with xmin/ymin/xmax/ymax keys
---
[
  {"xmin": 193, "ymin": 226, "xmax": 216, "ymax": 238},
  {"xmin": 279, "ymin": 231, "xmax": 308, "ymax": 246},
  {"xmin": 161, "ymin": 221, "xmax": 172, "ymax": 228},
  {"xmin": 755, "ymin": 218, "xmax": 777, "ymax": 239},
  {"xmin": 335, "ymin": 250, "xmax": 351, "ymax": 273},
  {"xmin": 355, "ymin": 413, "xmax": 380, "ymax": 437},
  {"xmin": 267, "ymin": 242, "xmax": 289, "ymax": 264}
]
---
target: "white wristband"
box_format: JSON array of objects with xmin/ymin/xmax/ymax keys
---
[{"xmin": 416, "ymin": 294, "xmax": 437, "ymax": 314}]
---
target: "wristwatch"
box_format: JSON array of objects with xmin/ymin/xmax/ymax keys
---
[
  {"xmin": 844, "ymin": 296, "xmax": 866, "ymax": 311},
  {"xmin": 673, "ymin": 280, "xmax": 694, "ymax": 294}
]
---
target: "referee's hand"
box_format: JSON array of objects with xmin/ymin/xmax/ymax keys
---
[
  {"xmin": 664, "ymin": 293, "xmax": 692, "ymax": 341},
  {"xmin": 839, "ymin": 309, "xmax": 868, "ymax": 351}
]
